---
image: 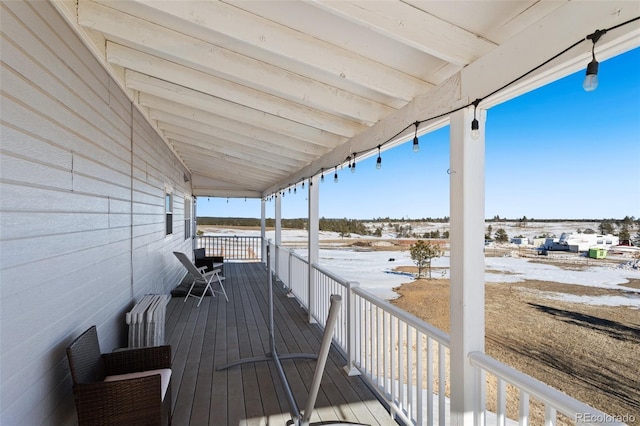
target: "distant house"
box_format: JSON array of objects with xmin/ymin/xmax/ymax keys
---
[
  {"xmin": 531, "ymin": 237, "xmax": 548, "ymax": 247},
  {"xmin": 557, "ymin": 232, "xmax": 619, "ymax": 252},
  {"xmin": 510, "ymin": 237, "xmax": 531, "ymax": 245}
]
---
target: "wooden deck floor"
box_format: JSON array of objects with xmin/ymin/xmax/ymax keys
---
[{"xmin": 165, "ymin": 262, "xmax": 396, "ymax": 426}]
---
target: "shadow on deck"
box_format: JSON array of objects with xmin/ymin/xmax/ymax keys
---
[{"xmin": 165, "ymin": 262, "xmax": 396, "ymax": 425}]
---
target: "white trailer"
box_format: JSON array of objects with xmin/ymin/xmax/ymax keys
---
[{"xmin": 558, "ymin": 233, "xmax": 619, "ymax": 252}]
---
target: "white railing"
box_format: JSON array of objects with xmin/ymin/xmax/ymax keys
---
[
  {"xmin": 196, "ymin": 235, "xmax": 262, "ymax": 261},
  {"xmin": 469, "ymin": 352, "xmax": 626, "ymax": 426},
  {"xmin": 350, "ymin": 286, "xmax": 451, "ymax": 425},
  {"xmin": 264, "ymin": 238, "xmax": 623, "ymax": 426}
]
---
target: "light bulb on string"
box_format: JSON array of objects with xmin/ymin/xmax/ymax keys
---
[
  {"xmin": 334, "ymin": 167, "xmax": 338, "ymax": 183},
  {"xmin": 412, "ymin": 122, "xmax": 420, "ymax": 153},
  {"xmin": 376, "ymin": 145, "xmax": 382, "ymax": 170},
  {"xmin": 321, "ymin": 170, "xmax": 325, "ymax": 183},
  {"xmin": 583, "ymin": 29, "xmax": 606, "ymax": 92},
  {"xmin": 351, "ymin": 153, "xmax": 356, "ymax": 173},
  {"xmin": 471, "ymin": 99, "xmax": 480, "ymax": 140}
]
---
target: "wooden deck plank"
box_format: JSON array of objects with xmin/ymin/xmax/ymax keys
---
[
  {"xmin": 165, "ymin": 262, "xmax": 396, "ymax": 426},
  {"xmin": 210, "ymin": 288, "xmax": 229, "ymax": 425}
]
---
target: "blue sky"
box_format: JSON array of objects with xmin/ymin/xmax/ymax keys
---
[{"xmin": 197, "ymin": 47, "xmax": 640, "ymax": 220}]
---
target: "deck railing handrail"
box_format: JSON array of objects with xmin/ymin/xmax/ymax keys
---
[
  {"xmin": 212, "ymin": 236, "xmax": 623, "ymax": 425},
  {"xmin": 196, "ymin": 235, "xmax": 262, "ymax": 261},
  {"xmin": 469, "ymin": 351, "xmax": 625, "ymax": 425}
]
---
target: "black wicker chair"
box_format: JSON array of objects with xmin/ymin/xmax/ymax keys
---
[
  {"xmin": 66, "ymin": 326, "xmax": 172, "ymax": 425},
  {"xmin": 194, "ymin": 247, "xmax": 224, "ymax": 276}
]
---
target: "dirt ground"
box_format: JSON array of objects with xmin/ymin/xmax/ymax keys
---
[{"xmin": 390, "ymin": 268, "xmax": 640, "ymax": 425}]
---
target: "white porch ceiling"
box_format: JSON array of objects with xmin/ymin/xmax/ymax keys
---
[{"xmin": 53, "ymin": 0, "xmax": 640, "ymax": 198}]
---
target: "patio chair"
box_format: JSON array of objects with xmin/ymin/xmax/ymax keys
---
[
  {"xmin": 66, "ymin": 325, "xmax": 172, "ymax": 426},
  {"xmin": 173, "ymin": 251, "xmax": 228, "ymax": 306},
  {"xmin": 194, "ymin": 248, "xmax": 224, "ymax": 276}
]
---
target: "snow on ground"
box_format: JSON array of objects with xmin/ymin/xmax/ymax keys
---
[{"xmin": 202, "ymin": 227, "xmax": 640, "ymax": 307}]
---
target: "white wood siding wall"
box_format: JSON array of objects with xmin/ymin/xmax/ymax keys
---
[{"xmin": 0, "ymin": 2, "xmax": 192, "ymax": 424}]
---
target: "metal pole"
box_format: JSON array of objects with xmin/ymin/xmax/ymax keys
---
[
  {"xmin": 268, "ymin": 246, "xmax": 276, "ymax": 355},
  {"xmin": 301, "ymin": 294, "xmax": 343, "ymax": 425}
]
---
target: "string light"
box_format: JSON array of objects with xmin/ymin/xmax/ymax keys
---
[
  {"xmin": 583, "ymin": 29, "xmax": 606, "ymax": 92},
  {"xmin": 301, "ymin": 180, "xmax": 305, "ymax": 189},
  {"xmin": 351, "ymin": 153, "xmax": 356, "ymax": 173},
  {"xmin": 265, "ymin": 19, "xmax": 638, "ymax": 200}
]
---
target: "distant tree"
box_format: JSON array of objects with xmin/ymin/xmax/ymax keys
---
[
  {"xmin": 485, "ymin": 225, "xmax": 493, "ymax": 241},
  {"xmin": 599, "ymin": 220, "xmax": 615, "ymax": 235},
  {"xmin": 633, "ymin": 231, "xmax": 640, "ymax": 247},
  {"xmin": 442, "ymin": 230, "xmax": 450, "ymax": 239},
  {"xmin": 494, "ymin": 228, "xmax": 508, "ymax": 243},
  {"xmin": 583, "ymin": 228, "xmax": 596, "ymax": 234},
  {"xmin": 373, "ymin": 227, "xmax": 382, "ymax": 237},
  {"xmin": 519, "ymin": 216, "xmax": 528, "ymax": 227},
  {"xmin": 618, "ymin": 224, "xmax": 631, "ymax": 242},
  {"xmin": 576, "ymin": 228, "xmax": 583, "ymax": 234},
  {"xmin": 409, "ymin": 240, "xmax": 444, "ymax": 279}
]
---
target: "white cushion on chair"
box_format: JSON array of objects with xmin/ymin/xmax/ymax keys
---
[{"xmin": 104, "ymin": 368, "xmax": 172, "ymax": 400}]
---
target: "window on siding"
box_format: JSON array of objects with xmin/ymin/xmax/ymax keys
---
[
  {"xmin": 184, "ymin": 197, "xmax": 191, "ymax": 240},
  {"xmin": 166, "ymin": 193, "xmax": 173, "ymax": 235}
]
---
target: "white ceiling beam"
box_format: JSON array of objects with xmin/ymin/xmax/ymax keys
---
[
  {"xmin": 174, "ymin": 149, "xmax": 283, "ymax": 187},
  {"xmin": 91, "ymin": 0, "xmax": 434, "ymax": 102},
  {"xmin": 309, "ymin": 0, "xmax": 496, "ymax": 66},
  {"xmin": 105, "ymin": 42, "xmax": 361, "ymax": 138},
  {"xmin": 153, "ymin": 115, "xmax": 318, "ymax": 168},
  {"xmin": 140, "ymin": 95, "xmax": 328, "ymax": 159},
  {"xmin": 125, "ymin": 71, "xmax": 340, "ymax": 152},
  {"xmin": 172, "ymin": 144, "xmax": 286, "ymax": 182},
  {"xmin": 157, "ymin": 122, "xmax": 307, "ymax": 171},
  {"xmin": 191, "ymin": 174, "xmax": 262, "ymax": 198},
  {"xmin": 79, "ymin": 1, "xmax": 385, "ymax": 128}
]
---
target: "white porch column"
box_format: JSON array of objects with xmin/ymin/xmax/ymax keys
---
[
  {"xmin": 275, "ymin": 193, "xmax": 282, "ymax": 278},
  {"xmin": 308, "ymin": 176, "xmax": 319, "ymax": 324},
  {"xmin": 449, "ymin": 106, "xmax": 486, "ymax": 425},
  {"xmin": 260, "ymin": 198, "xmax": 266, "ymax": 264}
]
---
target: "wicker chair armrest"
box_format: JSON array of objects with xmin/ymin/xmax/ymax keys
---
[
  {"xmin": 73, "ymin": 375, "xmax": 162, "ymax": 425},
  {"xmin": 103, "ymin": 345, "xmax": 171, "ymax": 375}
]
